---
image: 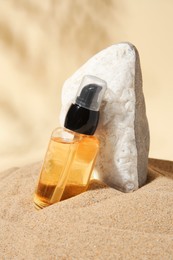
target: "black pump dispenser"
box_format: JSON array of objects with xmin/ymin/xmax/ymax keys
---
[
  {"xmin": 76, "ymin": 84, "xmax": 102, "ymax": 109},
  {"xmin": 64, "ymin": 75, "xmax": 107, "ymax": 135}
]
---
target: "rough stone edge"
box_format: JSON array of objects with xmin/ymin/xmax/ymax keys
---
[{"xmin": 129, "ymin": 43, "xmax": 150, "ymax": 187}]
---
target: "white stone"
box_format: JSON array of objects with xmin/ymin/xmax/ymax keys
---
[{"xmin": 60, "ymin": 42, "xmax": 150, "ymax": 192}]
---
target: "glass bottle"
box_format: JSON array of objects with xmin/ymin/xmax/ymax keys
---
[{"xmin": 34, "ymin": 75, "xmax": 107, "ymax": 209}]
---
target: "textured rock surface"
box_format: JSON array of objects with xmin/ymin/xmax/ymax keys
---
[{"xmin": 60, "ymin": 43, "xmax": 150, "ymax": 192}]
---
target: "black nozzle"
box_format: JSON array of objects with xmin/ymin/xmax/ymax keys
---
[{"xmin": 76, "ymin": 84, "xmax": 102, "ymax": 110}]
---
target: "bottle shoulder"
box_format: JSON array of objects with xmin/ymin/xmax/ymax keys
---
[
  {"xmin": 51, "ymin": 127, "xmax": 82, "ymax": 143},
  {"xmin": 51, "ymin": 127, "xmax": 99, "ymax": 145},
  {"xmin": 79, "ymin": 134, "xmax": 99, "ymax": 148}
]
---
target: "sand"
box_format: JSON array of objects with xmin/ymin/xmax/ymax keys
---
[{"xmin": 0, "ymin": 158, "xmax": 173, "ymax": 259}]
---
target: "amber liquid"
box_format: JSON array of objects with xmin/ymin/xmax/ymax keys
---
[
  {"xmin": 34, "ymin": 129, "xmax": 99, "ymax": 209},
  {"xmin": 61, "ymin": 135, "xmax": 99, "ymax": 200}
]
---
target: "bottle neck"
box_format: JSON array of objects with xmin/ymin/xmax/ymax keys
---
[{"xmin": 64, "ymin": 104, "xmax": 99, "ymax": 135}]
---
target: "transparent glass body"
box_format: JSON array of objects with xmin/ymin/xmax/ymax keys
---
[{"xmin": 34, "ymin": 127, "xmax": 99, "ymax": 209}]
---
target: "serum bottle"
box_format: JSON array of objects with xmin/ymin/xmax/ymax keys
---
[{"xmin": 34, "ymin": 75, "xmax": 107, "ymax": 209}]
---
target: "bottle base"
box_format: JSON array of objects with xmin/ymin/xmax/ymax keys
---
[
  {"xmin": 34, "ymin": 184, "xmax": 88, "ymax": 209},
  {"xmin": 33, "ymin": 195, "xmax": 51, "ymax": 210}
]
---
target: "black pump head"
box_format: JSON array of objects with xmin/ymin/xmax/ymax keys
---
[
  {"xmin": 64, "ymin": 75, "xmax": 107, "ymax": 135},
  {"xmin": 76, "ymin": 84, "xmax": 102, "ymax": 109}
]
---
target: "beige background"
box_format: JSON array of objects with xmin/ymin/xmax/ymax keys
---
[{"xmin": 0, "ymin": 0, "xmax": 172, "ymax": 171}]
